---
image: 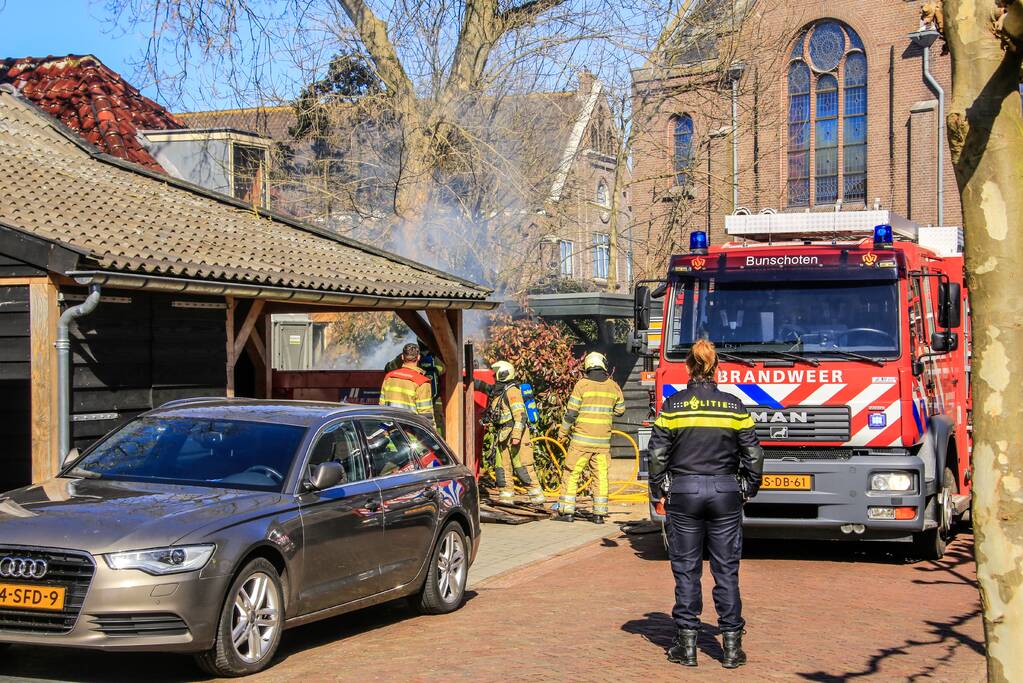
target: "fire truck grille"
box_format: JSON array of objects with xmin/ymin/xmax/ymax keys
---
[{"xmin": 751, "ymin": 406, "xmax": 851, "ymax": 442}]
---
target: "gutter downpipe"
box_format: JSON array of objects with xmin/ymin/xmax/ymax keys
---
[
  {"xmin": 911, "ymin": 30, "xmax": 944, "ymax": 226},
  {"xmin": 731, "ymin": 76, "xmax": 739, "ymax": 212},
  {"xmin": 57, "ymin": 284, "xmax": 101, "ymax": 463}
]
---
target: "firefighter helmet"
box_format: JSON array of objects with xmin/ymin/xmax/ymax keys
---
[
  {"xmin": 491, "ymin": 360, "xmax": 516, "ymax": 382},
  {"xmin": 583, "ymin": 351, "xmax": 609, "ymax": 372}
]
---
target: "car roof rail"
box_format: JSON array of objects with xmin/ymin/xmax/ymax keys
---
[{"xmin": 157, "ymin": 396, "xmax": 237, "ymax": 409}]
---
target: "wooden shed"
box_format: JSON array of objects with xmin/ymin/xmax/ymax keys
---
[{"xmin": 0, "ymin": 86, "xmax": 495, "ymax": 491}]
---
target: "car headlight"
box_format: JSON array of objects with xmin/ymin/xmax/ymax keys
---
[
  {"xmin": 104, "ymin": 545, "xmax": 215, "ymax": 575},
  {"xmin": 870, "ymin": 472, "xmax": 914, "ymax": 492}
]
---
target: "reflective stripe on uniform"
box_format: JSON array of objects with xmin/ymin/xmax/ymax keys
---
[
  {"xmin": 570, "ymin": 432, "xmax": 612, "ymax": 445},
  {"xmin": 654, "ymin": 413, "xmax": 755, "ymax": 430}
]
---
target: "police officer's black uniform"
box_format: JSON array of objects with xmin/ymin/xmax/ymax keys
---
[{"xmin": 648, "ymin": 378, "xmax": 764, "ymax": 668}]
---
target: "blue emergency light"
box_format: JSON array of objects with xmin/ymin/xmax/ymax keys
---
[
  {"xmin": 689, "ymin": 230, "xmax": 709, "ymax": 254},
  {"xmin": 873, "ymin": 224, "xmax": 894, "ymax": 248}
]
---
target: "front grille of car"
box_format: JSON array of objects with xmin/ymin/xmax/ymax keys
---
[
  {"xmin": 91, "ymin": 612, "xmax": 189, "ymax": 637},
  {"xmin": 765, "ymin": 448, "xmax": 854, "ymax": 461},
  {"xmin": 0, "ymin": 547, "xmax": 95, "ymax": 634}
]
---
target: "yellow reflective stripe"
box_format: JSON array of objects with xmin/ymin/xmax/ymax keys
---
[
  {"xmin": 577, "ymin": 416, "xmax": 613, "ymax": 425},
  {"xmin": 385, "ymin": 386, "xmax": 418, "ymax": 397},
  {"xmin": 383, "ymin": 398, "xmax": 416, "ymax": 408},
  {"xmin": 509, "ymin": 402, "xmax": 525, "ymax": 410},
  {"xmin": 416, "ymin": 400, "xmax": 434, "ymax": 408},
  {"xmin": 579, "ymin": 405, "xmax": 614, "ymax": 413},
  {"xmin": 571, "ymin": 433, "xmax": 611, "ymax": 444},
  {"xmin": 658, "ymin": 410, "xmax": 749, "ymax": 419},
  {"xmin": 654, "ymin": 415, "xmax": 755, "ymax": 430},
  {"xmin": 567, "ymin": 396, "xmax": 583, "ymax": 407},
  {"xmin": 582, "ymin": 391, "xmax": 620, "ymax": 400}
]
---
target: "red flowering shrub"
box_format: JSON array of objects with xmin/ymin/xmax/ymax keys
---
[{"xmin": 482, "ymin": 317, "xmax": 582, "ymax": 432}]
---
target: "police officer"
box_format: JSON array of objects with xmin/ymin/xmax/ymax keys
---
[
  {"xmin": 488, "ymin": 361, "xmax": 545, "ymax": 503},
  {"xmin": 379, "ymin": 343, "xmax": 435, "ymax": 426},
  {"xmin": 648, "ymin": 339, "xmax": 764, "ymax": 669},
  {"xmin": 555, "ymin": 352, "xmax": 626, "ymax": 524}
]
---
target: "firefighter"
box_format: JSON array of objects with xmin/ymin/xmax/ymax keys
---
[
  {"xmin": 379, "ymin": 343, "xmax": 435, "ymax": 426},
  {"xmin": 487, "ymin": 361, "xmax": 545, "ymax": 503},
  {"xmin": 386, "ymin": 340, "xmax": 446, "ymax": 435},
  {"xmin": 555, "ymin": 351, "xmax": 625, "ymax": 524},
  {"xmin": 647, "ymin": 339, "xmax": 764, "ymax": 669}
]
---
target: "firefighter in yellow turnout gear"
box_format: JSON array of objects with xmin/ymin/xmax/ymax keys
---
[
  {"xmin": 488, "ymin": 361, "xmax": 545, "ymax": 504},
  {"xmin": 555, "ymin": 352, "xmax": 625, "ymax": 523},
  {"xmin": 379, "ymin": 344, "xmax": 435, "ymax": 426}
]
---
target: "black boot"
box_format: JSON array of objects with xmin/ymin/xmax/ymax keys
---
[
  {"xmin": 721, "ymin": 630, "xmax": 747, "ymax": 669},
  {"xmin": 592, "ymin": 515, "xmax": 606, "ymax": 525},
  {"xmin": 553, "ymin": 513, "xmax": 574, "ymax": 523},
  {"xmin": 667, "ymin": 628, "xmax": 698, "ymax": 666}
]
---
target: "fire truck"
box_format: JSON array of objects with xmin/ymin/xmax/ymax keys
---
[{"xmin": 634, "ymin": 212, "xmax": 971, "ymax": 559}]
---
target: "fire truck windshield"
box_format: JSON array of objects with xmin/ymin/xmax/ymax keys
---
[{"xmin": 666, "ymin": 276, "xmax": 900, "ymax": 360}]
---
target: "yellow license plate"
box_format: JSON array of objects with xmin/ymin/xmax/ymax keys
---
[
  {"xmin": 0, "ymin": 583, "xmax": 66, "ymax": 611},
  {"xmin": 761, "ymin": 474, "xmax": 813, "ymax": 490}
]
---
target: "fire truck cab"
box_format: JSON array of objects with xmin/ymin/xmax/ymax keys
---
[{"xmin": 636, "ymin": 212, "xmax": 971, "ymax": 559}]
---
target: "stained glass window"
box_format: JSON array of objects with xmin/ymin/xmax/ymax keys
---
[
  {"xmin": 844, "ymin": 52, "xmax": 868, "ymax": 201},
  {"xmin": 673, "ymin": 114, "xmax": 694, "ymax": 186},
  {"xmin": 808, "ymin": 21, "xmax": 845, "ymax": 72},
  {"xmin": 786, "ymin": 20, "xmax": 867, "ymax": 207},
  {"xmin": 787, "ymin": 61, "xmax": 811, "ymax": 206}
]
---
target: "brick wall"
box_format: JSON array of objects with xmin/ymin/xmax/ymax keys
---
[{"xmin": 630, "ymin": 0, "xmax": 959, "ymax": 280}]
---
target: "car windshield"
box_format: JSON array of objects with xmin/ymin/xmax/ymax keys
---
[
  {"xmin": 69, "ymin": 416, "xmax": 307, "ymax": 492},
  {"xmin": 666, "ymin": 276, "xmax": 900, "ymax": 359}
]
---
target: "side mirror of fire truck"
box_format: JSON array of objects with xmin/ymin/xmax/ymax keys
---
[
  {"xmin": 634, "ymin": 285, "xmax": 652, "ymax": 331},
  {"xmin": 937, "ymin": 282, "xmax": 962, "ymax": 329},
  {"xmin": 931, "ymin": 330, "xmax": 959, "ymax": 353}
]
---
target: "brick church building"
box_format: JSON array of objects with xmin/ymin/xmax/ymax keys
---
[{"xmin": 629, "ymin": 0, "xmax": 958, "ymax": 280}]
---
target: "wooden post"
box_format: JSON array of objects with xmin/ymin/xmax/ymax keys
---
[
  {"xmin": 263, "ymin": 312, "xmax": 273, "ymax": 399},
  {"xmin": 225, "ymin": 296, "xmax": 236, "ymax": 397},
  {"xmin": 28, "ymin": 279, "xmax": 59, "ymax": 482},
  {"xmin": 426, "ymin": 309, "xmax": 464, "ymax": 462}
]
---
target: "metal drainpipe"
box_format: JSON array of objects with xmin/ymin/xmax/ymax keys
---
[
  {"xmin": 731, "ymin": 76, "xmax": 739, "ymax": 212},
  {"xmin": 56, "ymin": 284, "xmax": 101, "ymax": 463},
  {"xmin": 921, "ymin": 44, "xmax": 944, "ymax": 226}
]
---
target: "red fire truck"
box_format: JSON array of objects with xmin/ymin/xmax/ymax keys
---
[{"xmin": 635, "ymin": 215, "xmax": 971, "ymax": 559}]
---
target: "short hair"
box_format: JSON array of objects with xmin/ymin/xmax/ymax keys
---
[{"xmin": 402, "ymin": 343, "xmax": 420, "ymax": 361}]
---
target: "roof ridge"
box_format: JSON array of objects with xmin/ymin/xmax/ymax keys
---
[
  {"xmin": 0, "ymin": 88, "xmax": 490, "ymax": 295},
  {"xmin": 176, "ymin": 105, "xmax": 295, "ymax": 116}
]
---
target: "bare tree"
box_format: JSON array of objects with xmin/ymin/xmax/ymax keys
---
[{"xmin": 929, "ymin": 2, "xmax": 1023, "ymax": 680}]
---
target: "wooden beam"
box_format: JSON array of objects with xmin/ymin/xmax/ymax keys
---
[
  {"xmin": 426, "ymin": 309, "xmax": 464, "ymax": 462},
  {"xmin": 0, "ymin": 276, "xmax": 49, "ymax": 286},
  {"xmin": 29, "ymin": 279, "xmax": 59, "ymax": 482},
  {"xmin": 245, "ymin": 325, "xmax": 268, "ymax": 398},
  {"xmin": 263, "ymin": 313, "xmax": 273, "ymax": 398},
  {"xmin": 225, "ymin": 296, "xmax": 236, "ymax": 397},
  {"xmin": 232, "ymin": 299, "xmax": 266, "ymax": 358},
  {"xmin": 396, "ymin": 309, "xmax": 439, "ymax": 356}
]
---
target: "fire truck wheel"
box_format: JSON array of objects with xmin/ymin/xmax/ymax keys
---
[{"xmin": 912, "ymin": 467, "xmax": 957, "ymax": 561}]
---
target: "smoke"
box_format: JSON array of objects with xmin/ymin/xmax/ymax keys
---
[{"xmin": 329, "ymin": 328, "xmax": 415, "ymax": 370}]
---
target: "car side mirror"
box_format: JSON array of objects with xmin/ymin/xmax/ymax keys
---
[
  {"xmin": 931, "ymin": 331, "xmax": 959, "ymax": 353},
  {"xmin": 938, "ymin": 282, "xmax": 961, "ymax": 329},
  {"xmin": 62, "ymin": 447, "xmax": 82, "ymax": 467},
  {"xmin": 306, "ymin": 461, "xmax": 346, "ymax": 491},
  {"xmin": 634, "ymin": 285, "xmax": 651, "ymax": 331}
]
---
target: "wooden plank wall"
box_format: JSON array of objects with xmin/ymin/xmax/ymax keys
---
[
  {"xmin": 67, "ymin": 289, "xmax": 228, "ymax": 450},
  {"xmin": 0, "ymin": 285, "xmax": 31, "ymax": 491}
]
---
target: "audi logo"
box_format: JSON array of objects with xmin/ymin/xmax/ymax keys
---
[{"xmin": 0, "ymin": 557, "xmax": 48, "ymax": 579}]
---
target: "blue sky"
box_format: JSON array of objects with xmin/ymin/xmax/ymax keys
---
[{"xmin": 0, "ymin": 1, "xmax": 164, "ymax": 99}]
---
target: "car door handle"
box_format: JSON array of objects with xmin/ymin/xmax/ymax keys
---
[{"xmin": 425, "ymin": 486, "xmax": 440, "ymax": 500}]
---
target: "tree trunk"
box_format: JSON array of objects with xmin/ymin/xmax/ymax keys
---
[{"xmin": 942, "ymin": 2, "xmax": 1023, "ymax": 680}]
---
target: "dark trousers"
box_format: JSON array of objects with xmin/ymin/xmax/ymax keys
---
[{"xmin": 666, "ymin": 474, "xmax": 744, "ymax": 632}]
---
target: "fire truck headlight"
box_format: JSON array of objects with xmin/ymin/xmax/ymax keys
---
[{"xmin": 870, "ymin": 472, "xmax": 914, "ymax": 492}]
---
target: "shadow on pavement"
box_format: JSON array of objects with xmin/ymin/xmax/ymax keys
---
[
  {"xmin": 0, "ymin": 592, "xmax": 479, "ymax": 682},
  {"xmin": 795, "ymin": 537, "xmax": 983, "ymax": 682},
  {"xmin": 621, "ymin": 612, "xmax": 725, "ymax": 663}
]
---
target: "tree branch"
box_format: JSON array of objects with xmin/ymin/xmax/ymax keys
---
[
  {"xmin": 333, "ymin": 0, "xmax": 415, "ymax": 102},
  {"xmin": 498, "ymin": 0, "xmax": 570, "ymax": 34}
]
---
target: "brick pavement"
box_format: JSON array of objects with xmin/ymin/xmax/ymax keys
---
[{"xmin": 0, "ymin": 532, "xmax": 984, "ymax": 682}]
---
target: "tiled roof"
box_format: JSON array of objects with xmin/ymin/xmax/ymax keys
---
[
  {"xmin": 0, "ymin": 54, "xmax": 183, "ymax": 172},
  {"xmin": 176, "ymin": 106, "xmax": 296, "ymax": 142},
  {"xmin": 0, "ymin": 88, "xmax": 491, "ymax": 304}
]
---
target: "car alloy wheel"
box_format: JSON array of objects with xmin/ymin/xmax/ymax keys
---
[
  {"xmin": 436, "ymin": 529, "xmax": 466, "ymax": 603},
  {"xmin": 231, "ymin": 571, "xmax": 281, "ymax": 663}
]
